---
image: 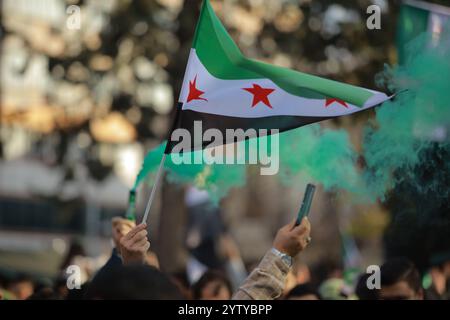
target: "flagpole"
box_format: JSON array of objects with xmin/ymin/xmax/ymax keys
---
[
  {"xmin": 140, "ymin": 101, "xmax": 182, "ymax": 225},
  {"xmin": 139, "ymin": 1, "xmax": 203, "ymax": 225},
  {"xmin": 141, "ymin": 152, "xmax": 167, "ymax": 224}
]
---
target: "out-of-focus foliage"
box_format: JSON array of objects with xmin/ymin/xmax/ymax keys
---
[{"xmin": 1, "ymin": 0, "xmax": 399, "ymax": 183}]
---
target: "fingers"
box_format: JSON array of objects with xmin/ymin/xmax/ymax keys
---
[
  {"xmin": 112, "ymin": 217, "xmax": 136, "ymax": 230},
  {"xmin": 273, "ymin": 216, "xmax": 312, "ymax": 257},
  {"xmin": 129, "ymin": 229, "xmax": 148, "ymax": 247},
  {"xmin": 111, "ymin": 217, "xmax": 121, "ymax": 224},
  {"xmin": 286, "ymin": 218, "xmax": 297, "ymax": 231},
  {"xmin": 120, "ymin": 224, "xmax": 148, "ymax": 251},
  {"xmin": 112, "ymin": 217, "xmax": 136, "ymax": 245},
  {"xmin": 133, "ymin": 236, "xmax": 150, "ymax": 254},
  {"xmin": 120, "ymin": 223, "xmax": 151, "ymax": 261},
  {"xmin": 291, "ymin": 217, "xmax": 311, "ymax": 236},
  {"xmin": 133, "ymin": 235, "xmax": 149, "ymax": 249},
  {"xmin": 143, "ymin": 241, "xmax": 151, "ymax": 253},
  {"xmin": 116, "ymin": 225, "xmax": 132, "ymax": 239},
  {"xmin": 123, "ymin": 223, "xmax": 147, "ymax": 241},
  {"xmin": 292, "ymin": 218, "xmax": 311, "ymax": 251},
  {"xmin": 115, "ymin": 223, "xmax": 134, "ymax": 237},
  {"xmin": 121, "ymin": 226, "xmax": 147, "ymax": 248}
]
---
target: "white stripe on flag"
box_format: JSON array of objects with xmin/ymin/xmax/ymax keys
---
[{"xmin": 179, "ymin": 49, "xmax": 388, "ymax": 119}]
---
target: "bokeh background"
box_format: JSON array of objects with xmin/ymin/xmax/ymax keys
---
[{"xmin": 0, "ymin": 0, "xmax": 449, "ymax": 294}]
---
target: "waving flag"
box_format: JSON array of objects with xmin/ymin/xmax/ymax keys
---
[{"xmin": 165, "ymin": 0, "xmax": 390, "ymax": 153}]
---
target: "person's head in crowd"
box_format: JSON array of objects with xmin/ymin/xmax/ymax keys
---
[
  {"xmin": 379, "ymin": 257, "xmax": 423, "ymax": 300},
  {"xmin": 355, "ymin": 273, "xmax": 378, "ymax": 300},
  {"xmin": 0, "ymin": 272, "xmax": 14, "ymax": 300},
  {"xmin": 59, "ymin": 240, "xmax": 86, "ymax": 271},
  {"xmin": 54, "ymin": 275, "xmax": 69, "ymax": 299},
  {"xmin": 427, "ymin": 251, "xmax": 450, "ymax": 299},
  {"xmin": 310, "ymin": 259, "xmax": 343, "ymax": 288},
  {"xmin": 323, "ymin": 261, "xmax": 343, "ymax": 279},
  {"xmin": 191, "ymin": 270, "xmax": 232, "ymax": 300},
  {"xmin": 190, "ymin": 237, "xmax": 224, "ymax": 270},
  {"xmin": 438, "ymin": 256, "xmax": 450, "ymax": 279},
  {"xmin": 292, "ymin": 261, "xmax": 311, "ymax": 284},
  {"xmin": 86, "ymin": 265, "xmax": 182, "ymax": 299},
  {"xmin": 27, "ymin": 287, "xmax": 62, "ymax": 300},
  {"xmin": 7, "ymin": 274, "xmax": 34, "ymax": 300},
  {"xmin": 171, "ymin": 271, "xmax": 192, "ymax": 299},
  {"xmin": 0, "ymin": 272, "xmax": 7, "ymax": 289},
  {"xmin": 284, "ymin": 270, "xmax": 297, "ymax": 295},
  {"xmin": 284, "ymin": 261, "xmax": 312, "ymax": 295},
  {"xmin": 0, "ymin": 288, "xmax": 15, "ymax": 300},
  {"xmin": 285, "ymin": 283, "xmax": 320, "ymax": 300},
  {"xmin": 66, "ymin": 281, "xmax": 91, "ymax": 300},
  {"xmin": 318, "ymin": 278, "xmax": 357, "ymax": 300}
]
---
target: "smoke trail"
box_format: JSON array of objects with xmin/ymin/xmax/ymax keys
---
[
  {"xmin": 363, "ymin": 31, "xmax": 450, "ymax": 201},
  {"xmin": 133, "ymin": 142, "xmax": 246, "ymax": 204},
  {"xmin": 133, "ymin": 126, "xmax": 363, "ymax": 205},
  {"xmin": 276, "ymin": 125, "xmax": 364, "ymax": 197}
]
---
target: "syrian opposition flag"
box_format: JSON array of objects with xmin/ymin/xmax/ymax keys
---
[{"xmin": 165, "ymin": 0, "xmax": 390, "ymax": 153}]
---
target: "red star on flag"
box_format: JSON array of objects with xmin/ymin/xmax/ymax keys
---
[
  {"xmin": 243, "ymin": 84, "xmax": 275, "ymax": 109},
  {"xmin": 187, "ymin": 76, "xmax": 207, "ymax": 103},
  {"xmin": 325, "ymin": 98, "xmax": 348, "ymax": 108}
]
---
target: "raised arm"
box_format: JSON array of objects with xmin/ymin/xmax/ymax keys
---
[{"xmin": 232, "ymin": 218, "xmax": 311, "ymax": 300}]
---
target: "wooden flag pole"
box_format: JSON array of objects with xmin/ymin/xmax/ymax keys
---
[{"xmin": 141, "ymin": 152, "xmax": 167, "ymax": 224}]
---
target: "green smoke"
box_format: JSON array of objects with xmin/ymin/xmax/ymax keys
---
[
  {"xmin": 132, "ymin": 142, "xmax": 246, "ymax": 204},
  {"xmin": 363, "ymin": 31, "xmax": 450, "ymax": 200},
  {"xmin": 277, "ymin": 125, "xmax": 364, "ymax": 197},
  {"xmin": 132, "ymin": 126, "xmax": 363, "ymax": 205}
]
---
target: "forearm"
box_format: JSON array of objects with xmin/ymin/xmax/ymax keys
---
[{"xmin": 232, "ymin": 249, "xmax": 290, "ymax": 300}]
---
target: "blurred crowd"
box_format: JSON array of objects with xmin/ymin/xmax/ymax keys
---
[{"xmin": 1, "ymin": 191, "xmax": 449, "ymax": 301}]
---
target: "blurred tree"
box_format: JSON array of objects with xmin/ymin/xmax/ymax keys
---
[{"xmin": 1, "ymin": 0, "xmax": 403, "ymax": 181}]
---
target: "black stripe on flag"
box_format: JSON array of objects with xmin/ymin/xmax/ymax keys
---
[{"xmin": 165, "ymin": 103, "xmax": 330, "ymax": 153}]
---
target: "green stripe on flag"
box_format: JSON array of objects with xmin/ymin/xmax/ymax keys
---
[{"xmin": 192, "ymin": 0, "xmax": 374, "ymax": 107}]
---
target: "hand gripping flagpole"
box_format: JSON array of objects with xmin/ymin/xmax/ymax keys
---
[{"xmin": 140, "ymin": 104, "xmax": 182, "ymax": 225}]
